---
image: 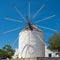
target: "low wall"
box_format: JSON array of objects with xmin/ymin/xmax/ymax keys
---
[{"xmin": 11, "ymin": 57, "xmax": 60, "ymax": 60}]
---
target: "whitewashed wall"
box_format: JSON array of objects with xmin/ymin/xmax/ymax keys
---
[
  {"xmin": 45, "ymin": 46, "xmax": 59, "ymax": 57},
  {"xmin": 18, "ymin": 29, "xmax": 45, "ymax": 58}
]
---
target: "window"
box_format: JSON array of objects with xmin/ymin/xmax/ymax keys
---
[{"xmin": 48, "ymin": 53, "xmax": 52, "ymax": 57}]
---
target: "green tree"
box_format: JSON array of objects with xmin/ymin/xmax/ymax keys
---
[
  {"xmin": 0, "ymin": 45, "xmax": 15, "ymax": 59},
  {"xmin": 48, "ymin": 33, "xmax": 60, "ymax": 53},
  {"xmin": 0, "ymin": 49, "xmax": 7, "ymax": 58}
]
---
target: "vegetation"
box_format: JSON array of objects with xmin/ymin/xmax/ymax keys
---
[
  {"xmin": 0, "ymin": 45, "xmax": 15, "ymax": 59},
  {"xmin": 48, "ymin": 32, "xmax": 60, "ymax": 53}
]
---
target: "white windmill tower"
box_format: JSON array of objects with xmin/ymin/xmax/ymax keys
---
[
  {"xmin": 3, "ymin": 0, "xmax": 57, "ymax": 59},
  {"xmin": 18, "ymin": 16, "xmax": 45, "ymax": 58}
]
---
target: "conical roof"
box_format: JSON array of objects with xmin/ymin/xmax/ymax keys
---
[{"xmin": 23, "ymin": 25, "xmax": 42, "ymax": 32}]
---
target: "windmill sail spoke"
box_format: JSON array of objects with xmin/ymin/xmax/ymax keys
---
[
  {"xmin": 32, "ymin": 4, "xmax": 45, "ymax": 19},
  {"xmin": 36, "ymin": 25, "xmax": 57, "ymax": 32},
  {"xmin": 3, "ymin": 27, "xmax": 22, "ymax": 34},
  {"xmin": 28, "ymin": 0, "xmax": 30, "ymax": 19},
  {"xmin": 12, "ymin": 36, "xmax": 19, "ymax": 48},
  {"xmin": 15, "ymin": 7, "xmax": 26, "ymax": 21},
  {"xmin": 4, "ymin": 18, "xmax": 23, "ymax": 23},
  {"xmin": 35, "ymin": 15, "xmax": 56, "ymax": 23}
]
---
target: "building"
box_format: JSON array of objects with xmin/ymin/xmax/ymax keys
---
[
  {"xmin": 13, "ymin": 45, "xmax": 59, "ymax": 58},
  {"xmin": 12, "ymin": 25, "xmax": 59, "ymax": 58}
]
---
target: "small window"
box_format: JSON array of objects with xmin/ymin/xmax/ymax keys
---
[{"xmin": 48, "ymin": 53, "xmax": 52, "ymax": 57}]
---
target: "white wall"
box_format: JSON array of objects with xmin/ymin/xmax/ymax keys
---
[
  {"xmin": 13, "ymin": 46, "xmax": 59, "ymax": 58},
  {"xmin": 19, "ymin": 30, "xmax": 45, "ymax": 58},
  {"xmin": 45, "ymin": 46, "xmax": 58, "ymax": 57},
  {"xmin": 12, "ymin": 49, "xmax": 19, "ymax": 58}
]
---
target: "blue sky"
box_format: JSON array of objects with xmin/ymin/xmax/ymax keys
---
[{"xmin": 0, "ymin": 0, "xmax": 60, "ymax": 49}]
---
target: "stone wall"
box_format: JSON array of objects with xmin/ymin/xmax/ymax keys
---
[{"xmin": 10, "ymin": 57, "xmax": 60, "ymax": 60}]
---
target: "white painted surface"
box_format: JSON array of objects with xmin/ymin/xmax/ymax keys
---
[
  {"xmin": 12, "ymin": 49, "xmax": 19, "ymax": 58},
  {"xmin": 18, "ymin": 29, "xmax": 45, "ymax": 58},
  {"xmin": 45, "ymin": 46, "xmax": 58, "ymax": 57},
  {"xmin": 45, "ymin": 46, "xmax": 54, "ymax": 57}
]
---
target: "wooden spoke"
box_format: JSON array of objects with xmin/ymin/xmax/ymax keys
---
[
  {"xmin": 15, "ymin": 7, "xmax": 26, "ymax": 21},
  {"xmin": 3, "ymin": 27, "xmax": 22, "ymax": 34},
  {"xmin": 4, "ymin": 18, "xmax": 23, "ymax": 23},
  {"xmin": 32, "ymin": 4, "xmax": 45, "ymax": 19},
  {"xmin": 36, "ymin": 25, "xmax": 57, "ymax": 32},
  {"xmin": 35, "ymin": 15, "xmax": 56, "ymax": 23}
]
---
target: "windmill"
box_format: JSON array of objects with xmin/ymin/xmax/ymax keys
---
[{"xmin": 3, "ymin": 0, "xmax": 57, "ymax": 58}]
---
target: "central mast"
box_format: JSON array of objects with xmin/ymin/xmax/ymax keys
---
[{"xmin": 26, "ymin": 16, "xmax": 33, "ymax": 30}]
